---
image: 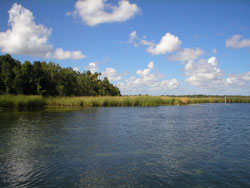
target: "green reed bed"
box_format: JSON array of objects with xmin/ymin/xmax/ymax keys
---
[
  {"xmin": 0, "ymin": 95, "xmax": 250, "ymax": 108},
  {"xmin": 179, "ymin": 96, "xmax": 250, "ymax": 104},
  {"xmin": 44, "ymin": 96, "xmax": 250, "ymax": 107},
  {"xmin": 45, "ymin": 96, "xmax": 166, "ymax": 107},
  {"xmin": 0, "ymin": 95, "xmax": 45, "ymax": 108}
]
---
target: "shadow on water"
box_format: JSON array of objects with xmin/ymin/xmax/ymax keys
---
[{"xmin": 0, "ymin": 104, "xmax": 250, "ymax": 187}]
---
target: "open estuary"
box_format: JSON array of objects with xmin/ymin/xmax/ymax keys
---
[{"xmin": 0, "ymin": 104, "xmax": 249, "ymax": 188}]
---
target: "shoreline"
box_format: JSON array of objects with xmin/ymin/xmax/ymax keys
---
[{"xmin": 0, "ymin": 95, "xmax": 250, "ymax": 108}]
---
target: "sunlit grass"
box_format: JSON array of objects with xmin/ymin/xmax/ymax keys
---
[
  {"xmin": 0, "ymin": 95, "xmax": 45, "ymax": 108},
  {"xmin": 0, "ymin": 95, "xmax": 250, "ymax": 108},
  {"xmin": 45, "ymin": 96, "xmax": 166, "ymax": 107}
]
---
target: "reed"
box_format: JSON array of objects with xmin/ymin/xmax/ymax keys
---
[
  {"xmin": 0, "ymin": 95, "xmax": 250, "ymax": 108},
  {"xmin": 45, "ymin": 96, "xmax": 166, "ymax": 107},
  {"xmin": 0, "ymin": 95, "xmax": 45, "ymax": 108}
]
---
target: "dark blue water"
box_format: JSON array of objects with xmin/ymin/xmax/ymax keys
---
[{"xmin": 0, "ymin": 104, "xmax": 250, "ymax": 188}]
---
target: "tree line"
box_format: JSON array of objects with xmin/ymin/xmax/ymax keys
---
[{"xmin": 0, "ymin": 54, "xmax": 121, "ymax": 96}]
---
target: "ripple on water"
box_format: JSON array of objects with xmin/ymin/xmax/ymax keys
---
[{"xmin": 0, "ymin": 104, "xmax": 250, "ymax": 187}]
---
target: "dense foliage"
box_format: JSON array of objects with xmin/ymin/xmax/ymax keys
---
[{"xmin": 0, "ymin": 54, "xmax": 121, "ymax": 96}]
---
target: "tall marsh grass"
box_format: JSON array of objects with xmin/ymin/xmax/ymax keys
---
[
  {"xmin": 0, "ymin": 95, "xmax": 250, "ymax": 108},
  {"xmin": 0, "ymin": 95, "xmax": 45, "ymax": 108},
  {"xmin": 45, "ymin": 96, "xmax": 166, "ymax": 107}
]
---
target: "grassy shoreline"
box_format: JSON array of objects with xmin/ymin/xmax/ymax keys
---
[{"xmin": 0, "ymin": 95, "xmax": 250, "ymax": 108}]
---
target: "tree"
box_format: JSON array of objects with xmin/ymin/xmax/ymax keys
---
[
  {"xmin": 0, "ymin": 54, "xmax": 122, "ymax": 97},
  {"xmin": 0, "ymin": 54, "xmax": 21, "ymax": 94}
]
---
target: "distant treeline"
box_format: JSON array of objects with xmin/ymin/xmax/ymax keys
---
[{"xmin": 0, "ymin": 54, "xmax": 121, "ymax": 96}]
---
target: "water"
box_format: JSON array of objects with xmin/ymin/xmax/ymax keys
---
[{"xmin": 0, "ymin": 104, "xmax": 249, "ymax": 188}]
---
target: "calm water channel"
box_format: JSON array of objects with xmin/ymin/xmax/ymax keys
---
[{"xmin": 0, "ymin": 104, "xmax": 250, "ymax": 188}]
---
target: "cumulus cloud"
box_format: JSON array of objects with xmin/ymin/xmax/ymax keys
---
[
  {"xmin": 184, "ymin": 56, "xmax": 250, "ymax": 92},
  {"xmin": 168, "ymin": 48, "xmax": 204, "ymax": 62},
  {"xmin": 143, "ymin": 33, "xmax": 182, "ymax": 55},
  {"xmin": 185, "ymin": 57, "xmax": 223, "ymax": 87},
  {"xmin": 151, "ymin": 79, "xmax": 180, "ymax": 91},
  {"xmin": 225, "ymin": 72, "xmax": 250, "ymax": 87},
  {"xmin": 86, "ymin": 62, "xmax": 99, "ymax": 73},
  {"xmin": 117, "ymin": 61, "xmax": 180, "ymax": 94},
  {"xmin": 102, "ymin": 67, "xmax": 123, "ymax": 81},
  {"xmin": 226, "ymin": 34, "xmax": 250, "ymax": 49},
  {"xmin": 53, "ymin": 48, "xmax": 86, "ymax": 60},
  {"xmin": 0, "ymin": 3, "xmax": 52, "ymax": 57},
  {"xmin": 73, "ymin": 66, "xmax": 80, "ymax": 72},
  {"xmin": 135, "ymin": 61, "xmax": 159, "ymax": 84},
  {"xmin": 0, "ymin": 3, "xmax": 85, "ymax": 60},
  {"xmin": 68, "ymin": 0, "xmax": 141, "ymax": 26},
  {"xmin": 128, "ymin": 32, "xmax": 182, "ymax": 55}
]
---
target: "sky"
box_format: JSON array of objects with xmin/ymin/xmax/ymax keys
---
[{"xmin": 0, "ymin": 0, "xmax": 249, "ymax": 95}]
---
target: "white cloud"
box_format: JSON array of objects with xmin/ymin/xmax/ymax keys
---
[
  {"xmin": 207, "ymin": 56, "xmax": 218, "ymax": 66},
  {"xmin": 185, "ymin": 57, "xmax": 223, "ymax": 87},
  {"xmin": 128, "ymin": 32, "xmax": 182, "ymax": 55},
  {"xmin": 140, "ymin": 39, "xmax": 154, "ymax": 47},
  {"xmin": 128, "ymin": 30, "xmax": 139, "ymax": 47},
  {"xmin": 135, "ymin": 61, "xmax": 159, "ymax": 84},
  {"xmin": 116, "ymin": 57, "xmax": 249, "ymax": 94},
  {"xmin": 0, "ymin": 3, "xmax": 52, "ymax": 57},
  {"xmin": 225, "ymin": 72, "xmax": 250, "ymax": 86},
  {"xmin": 129, "ymin": 31, "xmax": 137, "ymax": 43},
  {"xmin": 73, "ymin": 66, "xmax": 80, "ymax": 72},
  {"xmin": 0, "ymin": 3, "xmax": 85, "ymax": 60},
  {"xmin": 147, "ymin": 61, "xmax": 154, "ymax": 69},
  {"xmin": 53, "ymin": 48, "xmax": 86, "ymax": 60},
  {"xmin": 184, "ymin": 56, "xmax": 250, "ymax": 93},
  {"xmin": 163, "ymin": 79, "xmax": 180, "ymax": 89},
  {"xmin": 151, "ymin": 79, "xmax": 180, "ymax": 91},
  {"xmin": 168, "ymin": 48, "xmax": 204, "ymax": 62},
  {"xmin": 117, "ymin": 61, "xmax": 180, "ymax": 94},
  {"xmin": 242, "ymin": 72, "xmax": 250, "ymax": 81},
  {"xmin": 102, "ymin": 67, "xmax": 123, "ymax": 81},
  {"xmin": 144, "ymin": 33, "xmax": 182, "ymax": 55},
  {"xmin": 86, "ymin": 62, "xmax": 99, "ymax": 73},
  {"xmin": 129, "ymin": 32, "xmax": 206, "ymax": 63},
  {"xmin": 69, "ymin": 0, "xmax": 141, "ymax": 26},
  {"xmin": 226, "ymin": 34, "xmax": 250, "ymax": 48}
]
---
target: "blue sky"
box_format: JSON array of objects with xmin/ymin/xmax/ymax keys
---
[{"xmin": 0, "ymin": 0, "xmax": 249, "ymax": 95}]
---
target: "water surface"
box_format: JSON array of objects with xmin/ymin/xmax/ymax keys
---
[{"xmin": 0, "ymin": 104, "xmax": 250, "ymax": 187}]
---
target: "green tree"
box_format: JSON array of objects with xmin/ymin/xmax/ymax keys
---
[
  {"xmin": 0, "ymin": 54, "xmax": 122, "ymax": 97},
  {"xmin": 0, "ymin": 54, "xmax": 21, "ymax": 94}
]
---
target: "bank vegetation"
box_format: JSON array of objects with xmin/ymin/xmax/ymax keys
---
[{"xmin": 0, "ymin": 95, "xmax": 249, "ymax": 108}]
